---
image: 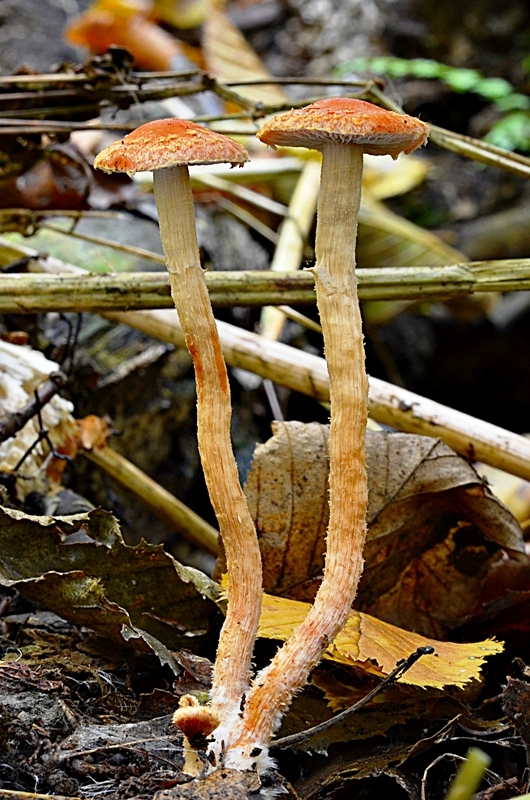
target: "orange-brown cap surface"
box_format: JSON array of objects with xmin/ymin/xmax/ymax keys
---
[
  {"xmin": 257, "ymin": 98, "xmax": 429, "ymax": 159},
  {"xmin": 94, "ymin": 119, "xmax": 249, "ymax": 174}
]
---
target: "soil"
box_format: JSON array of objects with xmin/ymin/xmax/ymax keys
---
[{"xmin": 0, "ymin": 0, "xmax": 92, "ymax": 74}]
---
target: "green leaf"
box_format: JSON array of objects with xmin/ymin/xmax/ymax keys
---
[
  {"xmin": 444, "ymin": 68, "xmax": 483, "ymax": 92},
  {"xmin": 409, "ymin": 58, "xmax": 446, "ymax": 79},
  {"xmin": 485, "ymin": 112, "xmax": 530, "ymax": 152},
  {"xmin": 495, "ymin": 93, "xmax": 530, "ymax": 112},
  {"xmin": 475, "ymin": 77, "xmax": 514, "ymax": 101}
]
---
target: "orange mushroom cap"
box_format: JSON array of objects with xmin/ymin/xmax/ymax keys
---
[
  {"xmin": 94, "ymin": 119, "xmax": 249, "ymax": 174},
  {"xmin": 257, "ymin": 97, "xmax": 429, "ymax": 160}
]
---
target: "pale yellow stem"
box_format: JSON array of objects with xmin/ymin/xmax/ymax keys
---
[
  {"xmin": 227, "ymin": 144, "xmax": 368, "ymax": 757},
  {"xmin": 260, "ymin": 158, "xmax": 321, "ymax": 341},
  {"xmin": 153, "ymin": 167, "xmax": 262, "ymax": 718}
]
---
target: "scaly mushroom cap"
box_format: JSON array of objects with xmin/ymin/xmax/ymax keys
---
[
  {"xmin": 257, "ymin": 97, "xmax": 429, "ymax": 159},
  {"xmin": 94, "ymin": 118, "xmax": 249, "ymax": 174}
]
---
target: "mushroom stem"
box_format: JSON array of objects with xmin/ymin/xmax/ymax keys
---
[
  {"xmin": 153, "ymin": 166, "xmax": 262, "ymax": 718},
  {"xmin": 225, "ymin": 143, "xmax": 368, "ymax": 763}
]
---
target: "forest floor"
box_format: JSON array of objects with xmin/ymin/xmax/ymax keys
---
[{"xmin": 1, "ymin": 2, "xmax": 530, "ymax": 799}]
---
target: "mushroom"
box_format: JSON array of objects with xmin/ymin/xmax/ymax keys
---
[
  {"xmin": 222, "ymin": 98, "xmax": 429, "ymax": 769},
  {"xmin": 94, "ymin": 120, "xmax": 263, "ymax": 733}
]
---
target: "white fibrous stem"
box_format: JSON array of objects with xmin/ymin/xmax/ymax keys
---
[
  {"xmin": 224, "ymin": 143, "xmax": 369, "ymax": 767},
  {"xmin": 153, "ymin": 167, "xmax": 262, "ymax": 723}
]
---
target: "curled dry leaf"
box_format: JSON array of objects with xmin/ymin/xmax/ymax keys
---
[
  {"xmin": 0, "ymin": 142, "xmax": 92, "ymax": 212},
  {"xmin": 259, "ymin": 593, "xmax": 502, "ymax": 689},
  {"xmin": 0, "ymin": 506, "xmax": 221, "ymax": 652},
  {"xmin": 239, "ymin": 421, "xmax": 525, "ymax": 638}
]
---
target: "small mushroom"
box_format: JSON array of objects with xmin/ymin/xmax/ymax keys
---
[
  {"xmin": 94, "ymin": 120, "xmax": 263, "ymax": 731},
  {"xmin": 223, "ymin": 98, "xmax": 429, "ymax": 769}
]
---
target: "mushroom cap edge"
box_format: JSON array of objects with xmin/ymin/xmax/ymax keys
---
[
  {"xmin": 94, "ymin": 118, "xmax": 249, "ymax": 174},
  {"xmin": 257, "ymin": 97, "xmax": 429, "ymax": 159}
]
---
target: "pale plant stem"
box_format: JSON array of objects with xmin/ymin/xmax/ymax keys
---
[
  {"xmin": 227, "ymin": 144, "xmax": 368, "ymax": 758},
  {"xmin": 260, "ymin": 158, "xmax": 321, "ymax": 341},
  {"xmin": 153, "ymin": 167, "xmax": 262, "ymax": 718}
]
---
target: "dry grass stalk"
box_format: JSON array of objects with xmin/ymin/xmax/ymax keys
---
[
  {"xmin": 15, "ymin": 239, "xmax": 530, "ymax": 484},
  {"xmin": 83, "ymin": 444, "xmax": 218, "ymax": 555}
]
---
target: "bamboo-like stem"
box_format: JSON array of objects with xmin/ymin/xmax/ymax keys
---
[
  {"xmin": 19, "ymin": 245, "xmax": 530, "ymax": 481},
  {"xmin": 111, "ymin": 308, "xmax": 530, "ymax": 482},
  {"xmin": 0, "ymin": 269, "xmax": 317, "ymax": 311},
  {"xmin": 0, "ymin": 266, "xmax": 473, "ymax": 312},
  {"xmin": 83, "ymin": 444, "xmax": 218, "ymax": 555},
  {"xmin": 8, "ymin": 258, "xmax": 530, "ymax": 314},
  {"xmin": 153, "ymin": 167, "xmax": 262, "ymax": 720},
  {"xmin": 226, "ymin": 144, "xmax": 368, "ymax": 760}
]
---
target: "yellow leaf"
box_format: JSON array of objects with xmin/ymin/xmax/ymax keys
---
[
  {"xmin": 362, "ymin": 153, "xmax": 430, "ymax": 201},
  {"xmin": 259, "ymin": 593, "xmax": 502, "ymax": 689}
]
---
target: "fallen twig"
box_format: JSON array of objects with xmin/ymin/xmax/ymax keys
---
[
  {"xmin": 4, "ymin": 241, "xmax": 530, "ymax": 481},
  {"xmin": 4, "ymin": 259, "xmax": 530, "ymax": 312},
  {"xmin": 271, "ymin": 645, "xmax": 435, "ymax": 750}
]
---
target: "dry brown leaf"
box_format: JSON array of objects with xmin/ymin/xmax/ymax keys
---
[
  {"xmin": 240, "ymin": 422, "xmax": 525, "ymax": 638},
  {"xmin": 202, "ymin": 6, "xmax": 287, "ymax": 107},
  {"xmin": 0, "ymin": 506, "xmax": 221, "ymax": 652},
  {"xmin": 244, "ymin": 421, "xmax": 329, "ymax": 600},
  {"xmin": 259, "ymin": 593, "xmax": 502, "ymax": 689}
]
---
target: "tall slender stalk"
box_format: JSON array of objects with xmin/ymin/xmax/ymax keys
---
[
  {"xmin": 154, "ymin": 167, "xmax": 262, "ymax": 719},
  {"xmin": 224, "ymin": 143, "xmax": 369, "ymax": 765}
]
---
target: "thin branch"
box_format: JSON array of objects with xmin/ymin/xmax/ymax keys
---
[
  {"xmin": 271, "ymin": 645, "xmax": 435, "ymax": 750},
  {"xmin": 3, "ymin": 260, "xmax": 530, "ymax": 312},
  {"xmin": 0, "ymin": 371, "xmax": 67, "ymax": 445},
  {"xmin": 13, "ymin": 385, "xmax": 73, "ymax": 473},
  {"xmin": 83, "ymin": 444, "xmax": 219, "ymax": 555}
]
